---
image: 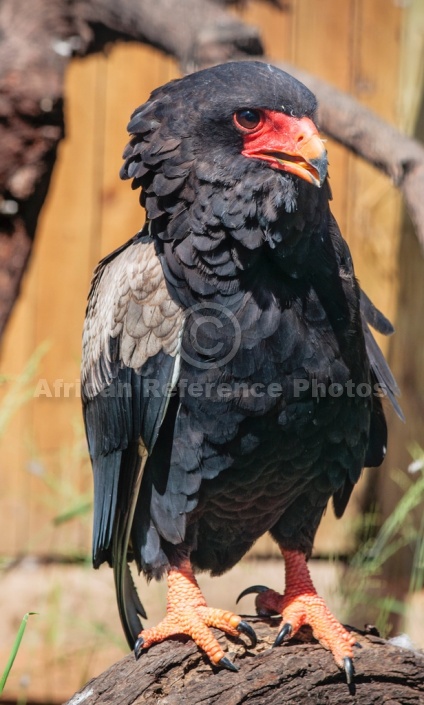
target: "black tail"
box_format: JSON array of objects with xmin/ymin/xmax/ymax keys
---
[{"xmin": 112, "ymin": 443, "xmax": 148, "ymax": 648}]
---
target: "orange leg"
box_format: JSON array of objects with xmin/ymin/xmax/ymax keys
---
[
  {"xmin": 135, "ymin": 558, "xmax": 256, "ymax": 670},
  {"xmin": 238, "ymin": 549, "xmax": 356, "ymax": 682}
]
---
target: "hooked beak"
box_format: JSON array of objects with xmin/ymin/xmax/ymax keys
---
[{"xmin": 242, "ymin": 114, "xmax": 328, "ymax": 188}]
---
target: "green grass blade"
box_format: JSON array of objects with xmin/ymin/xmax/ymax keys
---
[{"xmin": 0, "ymin": 612, "xmax": 37, "ymax": 694}]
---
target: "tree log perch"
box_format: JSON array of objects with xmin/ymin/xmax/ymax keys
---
[{"xmin": 64, "ymin": 622, "xmax": 424, "ymax": 705}]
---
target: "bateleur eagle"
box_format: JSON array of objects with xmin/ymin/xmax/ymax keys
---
[{"xmin": 81, "ymin": 61, "xmax": 401, "ymax": 681}]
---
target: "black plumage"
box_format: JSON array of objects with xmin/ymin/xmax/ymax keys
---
[{"xmin": 81, "ymin": 61, "xmax": 401, "ymax": 668}]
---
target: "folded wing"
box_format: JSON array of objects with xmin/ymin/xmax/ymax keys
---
[{"xmin": 81, "ymin": 228, "xmax": 184, "ymax": 644}]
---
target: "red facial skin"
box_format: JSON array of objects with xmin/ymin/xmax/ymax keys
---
[{"xmin": 235, "ymin": 109, "xmax": 327, "ymax": 187}]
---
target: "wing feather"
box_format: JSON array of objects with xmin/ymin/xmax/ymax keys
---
[
  {"xmin": 82, "ymin": 232, "xmax": 182, "ymax": 402},
  {"xmin": 333, "ymin": 291, "xmax": 403, "ymax": 519},
  {"xmin": 82, "ymin": 229, "xmax": 184, "ymax": 645},
  {"xmin": 360, "ymin": 291, "xmax": 404, "ymax": 422}
]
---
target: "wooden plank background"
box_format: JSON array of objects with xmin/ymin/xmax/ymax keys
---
[
  {"xmin": 1, "ymin": 1, "xmax": 424, "ymax": 700},
  {"xmin": 0, "ymin": 0, "xmax": 416, "ymax": 558}
]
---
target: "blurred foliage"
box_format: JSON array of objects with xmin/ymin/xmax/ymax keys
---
[
  {"xmin": 342, "ymin": 445, "xmax": 424, "ymax": 636},
  {"xmin": 0, "ymin": 343, "xmax": 50, "ymax": 440}
]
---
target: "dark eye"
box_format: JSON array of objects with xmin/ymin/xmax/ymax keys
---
[{"xmin": 234, "ymin": 109, "xmax": 262, "ymax": 131}]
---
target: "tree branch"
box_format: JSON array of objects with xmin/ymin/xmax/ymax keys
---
[
  {"xmin": 76, "ymin": 0, "xmax": 263, "ymax": 69},
  {"xmin": 64, "ymin": 622, "xmax": 424, "ymax": 705}
]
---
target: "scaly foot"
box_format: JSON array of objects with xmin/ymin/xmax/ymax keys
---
[
  {"xmin": 237, "ymin": 549, "xmax": 356, "ymax": 682},
  {"xmin": 135, "ymin": 558, "xmax": 256, "ymax": 670}
]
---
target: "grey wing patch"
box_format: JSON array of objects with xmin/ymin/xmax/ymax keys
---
[{"xmin": 82, "ymin": 237, "xmax": 183, "ymax": 402}]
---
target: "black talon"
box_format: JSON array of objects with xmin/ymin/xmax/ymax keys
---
[
  {"xmin": 236, "ymin": 585, "xmax": 270, "ymax": 604},
  {"xmin": 343, "ymin": 656, "xmax": 355, "ymax": 685},
  {"xmin": 218, "ymin": 656, "xmax": 239, "ymax": 672},
  {"xmin": 134, "ymin": 636, "xmax": 144, "ymax": 660},
  {"xmin": 273, "ymin": 622, "xmax": 292, "ymax": 648},
  {"xmin": 237, "ymin": 620, "xmax": 257, "ymax": 648}
]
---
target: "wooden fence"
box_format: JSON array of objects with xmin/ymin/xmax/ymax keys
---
[
  {"xmin": 1, "ymin": 0, "xmax": 422, "ymax": 558},
  {"xmin": 1, "ymin": 1, "xmax": 424, "ymax": 701}
]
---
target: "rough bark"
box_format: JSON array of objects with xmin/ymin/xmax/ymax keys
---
[
  {"xmin": 0, "ymin": 1, "xmax": 67, "ymax": 337},
  {"xmin": 64, "ymin": 622, "xmax": 424, "ymax": 705}
]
